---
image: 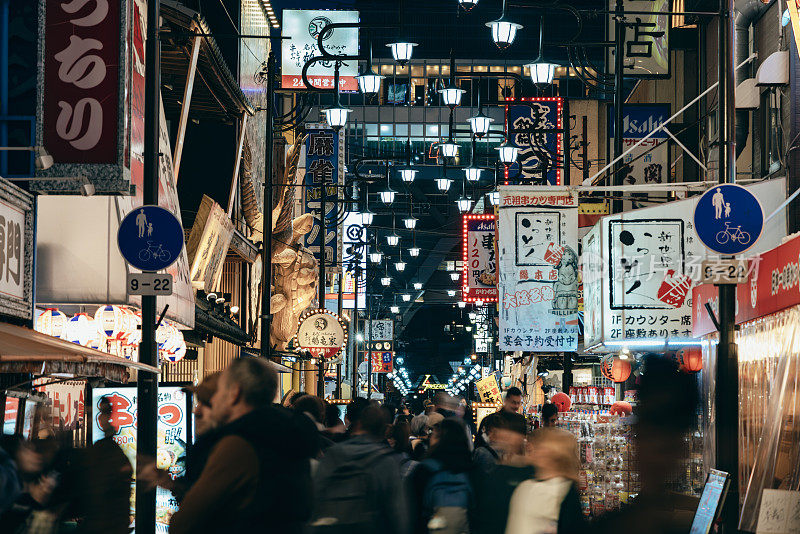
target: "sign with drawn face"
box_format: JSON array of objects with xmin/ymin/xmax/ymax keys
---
[
  {"xmin": 581, "ymin": 179, "xmax": 788, "ymax": 350},
  {"xmin": 498, "ymin": 186, "xmax": 579, "ymax": 352}
]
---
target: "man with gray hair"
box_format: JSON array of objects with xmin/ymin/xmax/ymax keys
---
[{"xmin": 170, "ymin": 357, "xmax": 318, "ymax": 534}]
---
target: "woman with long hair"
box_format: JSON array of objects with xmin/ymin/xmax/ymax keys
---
[
  {"xmin": 504, "ymin": 427, "xmax": 586, "ymax": 534},
  {"xmin": 411, "ymin": 419, "xmax": 473, "ymax": 534}
]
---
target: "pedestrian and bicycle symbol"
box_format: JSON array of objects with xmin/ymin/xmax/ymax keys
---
[
  {"xmin": 118, "ymin": 206, "xmax": 184, "ymax": 272},
  {"xmin": 693, "ymin": 184, "xmax": 763, "ymax": 255}
]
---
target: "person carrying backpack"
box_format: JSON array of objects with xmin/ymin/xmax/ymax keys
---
[
  {"xmin": 310, "ymin": 404, "xmax": 409, "ymax": 534},
  {"xmin": 411, "ymin": 418, "xmax": 473, "ymax": 534}
]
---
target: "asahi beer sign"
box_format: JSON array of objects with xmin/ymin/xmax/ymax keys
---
[
  {"xmin": 611, "ymin": 105, "xmax": 670, "ymax": 208},
  {"xmin": 462, "ymin": 214, "xmax": 498, "ymax": 303},
  {"xmin": 497, "ymin": 186, "xmax": 579, "ymax": 352}
]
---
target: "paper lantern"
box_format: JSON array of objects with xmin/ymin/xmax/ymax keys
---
[
  {"xmin": 126, "ymin": 312, "xmax": 142, "ymax": 347},
  {"xmin": 601, "ymin": 355, "xmax": 632, "ymax": 383},
  {"xmin": 94, "ymin": 305, "xmax": 126, "ymax": 339},
  {"xmin": 610, "ymin": 401, "xmax": 633, "ymax": 416},
  {"xmin": 551, "ymin": 392, "xmax": 572, "ymax": 412},
  {"xmin": 676, "ymin": 347, "xmax": 703, "ymax": 373},
  {"xmin": 65, "ymin": 313, "xmax": 97, "ymax": 347},
  {"xmin": 164, "ymin": 340, "xmax": 187, "ymax": 363},
  {"xmin": 36, "ymin": 308, "xmax": 68, "ymax": 339},
  {"xmin": 156, "ymin": 322, "xmax": 181, "ymax": 351}
]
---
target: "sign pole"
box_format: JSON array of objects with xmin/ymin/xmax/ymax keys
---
[
  {"xmin": 261, "ymin": 49, "xmax": 275, "ymax": 360},
  {"xmin": 717, "ymin": 0, "xmax": 739, "ymax": 530},
  {"xmin": 136, "ymin": 0, "xmax": 160, "ymax": 531},
  {"xmin": 367, "ymin": 262, "xmax": 372, "ymax": 400},
  {"xmin": 612, "ymin": 0, "xmax": 625, "ymax": 214}
]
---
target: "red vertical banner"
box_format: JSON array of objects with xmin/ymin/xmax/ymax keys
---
[
  {"xmin": 43, "ymin": 0, "xmax": 121, "ymax": 163},
  {"xmin": 462, "ymin": 214, "xmax": 499, "ymax": 302}
]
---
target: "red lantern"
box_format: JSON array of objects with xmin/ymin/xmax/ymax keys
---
[
  {"xmin": 610, "ymin": 401, "xmax": 633, "ymax": 416},
  {"xmin": 551, "ymin": 392, "xmax": 572, "ymax": 413},
  {"xmin": 601, "ymin": 355, "xmax": 632, "ymax": 383},
  {"xmin": 676, "ymin": 347, "xmax": 703, "ymax": 373}
]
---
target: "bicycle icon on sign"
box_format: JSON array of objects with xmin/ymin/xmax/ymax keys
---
[
  {"xmin": 138, "ymin": 241, "xmax": 172, "ymax": 263},
  {"xmin": 715, "ymin": 222, "xmax": 751, "ymax": 246}
]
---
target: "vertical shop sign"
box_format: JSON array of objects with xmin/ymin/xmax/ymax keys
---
[
  {"xmin": 367, "ymin": 319, "xmax": 393, "ymax": 341},
  {"xmin": 42, "ymin": 0, "xmax": 120, "ymax": 163},
  {"xmin": 610, "ymin": 105, "xmax": 670, "ymax": 208},
  {"xmin": 304, "ymin": 125, "xmax": 342, "ymax": 268},
  {"xmin": 505, "ymin": 98, "xmax": 564, "ymax": 186},
  {"xmin": 0, "ymin": 178, "xmax": 34, "ymax": 321},
  {"xmin": 187, "ymin": 195, "xmax": 235, "ymax": 292},
  {"xmin": 92, "ymin": 387, "xmax": 190, "ymax": 532},
  {"xmin": 608, "ymin": 0, "xmax": 671, "ymax": 78},
  {"xmin": 462, "ymin": 214, "xmax": 498, "ymax": 303},
  {"xmin": 476, "ymin": 375, "xmax": 503, "ymax": 404},
  {"xmin": 281, "ymin": 10, "xmax": 359, "ymax": 90},
  {"xmin": 342, "ymin": 213, "xmax": 367, "ymax": 309},
  {"xmin": 497, "ymin": 186, "xmax": 579, "ymax": 352}
]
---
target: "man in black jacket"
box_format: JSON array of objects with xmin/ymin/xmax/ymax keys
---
[{"xmin": 170, "ymin": 357, "xmax": 318, "ymax": 534}]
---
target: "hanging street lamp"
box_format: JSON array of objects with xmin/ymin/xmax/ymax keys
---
[
  {"xmin": 382, "ymin": 276, "xmax": 393, "ymax": 286},
  {"xmin": 435, "ymin": 177, "xmax": 453, "ymax": 192},
  {"xmin": 456, "ymin": 195, "xmax": 473, "ymax": 213},
  {"xmin": 440, "ymin": 137, "xmax": 459, "ymax": 158},
  {"xmin": 525, "ymin": 17, "xmax": 558, "ymax": 85},
  {"xmin": 399, "ymin": 167, "xmax": 417, "ymax": 183},
  {"xmin": 468, "ymin": 110, "xmax": 493, "ymax": 138},
  {"xmin": 386, "ymin": 233, "xmax": 401, "ymax": 246},
  {"xmin": 403, "ymin": 216, "xmax": 418, "ymax": 229},
  {"xmin": 458, "ymin": 0, "xmax": 479, "ymax": 11},
  {"xmin": 388, "ymin": 42, "xmax": 417, "ymax": 65},
  {"xmin": 486, "ymin": 0, "xmax": 522, "ymax": 50},
  {"xmin": 356, "ymin": 40, "xmax": 384, "ymax": 94},
  {"xmin": 496, "ymin": 138, "xmax": 519, "ymax": 165},
  {"xmin": 369, "ymin": 251, "xmax": 383, "ymax": 264},
  {"xmin": 409, "ymin": 247, "xmax": 420, "ymax": 257}
]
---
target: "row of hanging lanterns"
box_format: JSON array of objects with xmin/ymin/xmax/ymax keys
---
[{"xmin": 35, "ymin": 306, "xmax": 187, "ymax": 363}]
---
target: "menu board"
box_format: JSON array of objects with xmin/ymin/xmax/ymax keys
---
[
  {"xmin": 92, "ymin": 387, "xmax": 191, "ymax": 533},
  {"xmin": 690, "ymin": 469, "xmax": 730, "ymax": 534}
]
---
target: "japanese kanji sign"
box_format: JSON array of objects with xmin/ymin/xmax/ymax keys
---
[
  {"xmin": 498, "ymin": 186, "xmax": 579, "ymax": 352},
  {"xmin": 0, "ymin": 178, "xmax": 33, "ymax": 321},
  {"xmin": 476, "ymin": 375, "xmax": 503, "ymax": 405},
  {"xmin": 341, "ymin": 212, "xmax": 367, "ymax": 309},
  {"xmin": 505, "ymin": 98, "xmax": 564, "ymax": 186},
  {"xmin": 370, "ymin": 351, "xmax": 393, "ymax": 374},
  {"xmin": 304, "ymin": 125, "xmax": 343, "ymax": 269},
  {"xmin": 608, "ymin": 0, "xmax": 670, "ymax": 78},
  {"xmin": 296, "ymin": 309, "xmax": 348, "ymax": 359},
  {"xmin": 281, "ymin": 10, "xmax": 359, "ymax": 90},
  {"xmin": 462, "ymin": 214, "xmax": 498, "ymax": 303},
  {"xmin": 367, "ymin": 319, "xmax": 393, "ymax": 341},
  {"xmin": 610, "ymin": 104, "xmax": 670, "ymax": 209},
  {"xmin": 582, "ymin": 179, "xmax": 789, "ymax": 350}
]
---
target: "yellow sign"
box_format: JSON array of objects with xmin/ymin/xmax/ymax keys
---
[
  {"xmin": 476, "ymin": 375, "xmax": 503, "ymax": 404},
  {"xmin": 789, "ymin": 1, "xmax": 800, "ymax": 57},
  {"xmin": 421, "ymin": 374, "xmax": 446, "ymax": 390}
]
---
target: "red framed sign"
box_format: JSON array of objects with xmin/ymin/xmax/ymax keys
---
[{"xmin": 462, "ymin": 214, "xmax": 498, "ymax": 303}]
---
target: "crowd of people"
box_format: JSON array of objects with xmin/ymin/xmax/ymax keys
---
[{"xmin": 0, "ymin": 354, "xmax": 697, "ymax": 534}]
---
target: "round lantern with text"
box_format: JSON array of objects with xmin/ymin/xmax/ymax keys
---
[
  {"xmin": 94, "ymin": 305, "xmax": 125, "ymax": 339},
  {"xmin": 676, "ymin": 347, "xmax": 703, "ymax": 373},
  {"xmin": 294, "ymin": 309, "xmax": 349, "ymax": 360},
  {"xmin": 551, "ymin": 392, "xmax": 572, "ymax": 413},
  {"xmin": 601, "ymin": 355, "xmax": 632, "ymax": 383},
  {"xmin": 35, "ymin": 308, "xmax": 68, "ymax": 339}
]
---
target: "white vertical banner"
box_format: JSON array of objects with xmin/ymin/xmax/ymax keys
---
[{"xmin": 498, "ymin": 186, "xmax": 579, "ymax": 352}]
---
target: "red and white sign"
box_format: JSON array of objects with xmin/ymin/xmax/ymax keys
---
[
  {"xmin": 692, "ymin": 234, "xmax": 800, "ymax": 337},
  {"xmin": 34, "ymin": 379, "xmax": 85, "ymax": 430},
  {"xmin": 370, "ymin": 351, "xmax": 393, "ymax": 374},
  {"xmin": 296, "ymin": 309, "xmax": 348, "ymax": 360},
  {"xmin": 43, "ymin": 0, "xmax": 120, "ymax": 163},
  {"xmin": 462, "ymin": 214, "xmax": 498, "ymax": 303}
]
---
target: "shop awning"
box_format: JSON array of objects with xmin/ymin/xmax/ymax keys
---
[
  {"xmin": 0, "ymin": 322, "xmax": 159, "ymax": 382},
  {"xmin": 160, "ymin": 1, "xmax": 255, "ymax": 121}
]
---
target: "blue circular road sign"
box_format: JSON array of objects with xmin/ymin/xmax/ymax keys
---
[
  {"xmin": 693, "ymin": 184, "xmax": 763, "ymax": 255},
  {"xmin": 117, "ymin": 206, "xmax": 184, "ymax": 271}
]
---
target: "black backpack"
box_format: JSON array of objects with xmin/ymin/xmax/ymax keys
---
[{"xmin": 310, "ymin": 454, "xmax": 383, "ymax": 534}]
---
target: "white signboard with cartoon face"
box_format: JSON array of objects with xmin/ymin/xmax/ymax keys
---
[{"xmin": 498, "ymin": 186, "xmax": 579, "ymax": 352}]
